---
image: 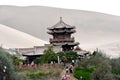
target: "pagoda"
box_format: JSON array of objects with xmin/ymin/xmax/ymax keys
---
[{"xmin": 47, "ymin": 17, "xmax": 79, "ymax": 51}]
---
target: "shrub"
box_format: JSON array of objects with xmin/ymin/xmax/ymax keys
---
[
  {"xmin": 109, "ymin": 58, "xmax": 120, "ymax": 80},
  {"xmin": 34, "ymin": 57, "xmax": 41, "ymax": 64},
  {"xmin": 92, "ymin": 61, "xmax": 113, "ymax": 80},
  {"xmin": 74, "ymin": 67, "xmax": 94, "ymax": 80},
  {"xmin": 110, "ymin": 58, "xmax": 120, "ymax": 74},
  {"xmin": 77, "ymin": 51, "xmax": 108, "ymax": 68},
  {"xmin": 0, "ymin": 49, "xmax": 15, "ymax": 80},
  {"xmin": 11, "ymin": 55, "xmax": 23, "ymax": 65},
  {"xmin": 0, "ymin": 49, "xmax": 26, "ymax": 80}
]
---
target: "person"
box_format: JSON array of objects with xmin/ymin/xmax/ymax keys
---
[
  {"xmin": 19, "ymin": 61, "xmax": 23, "ymax": 68},
  {"xmin": 50, "ymin": 61, "xmax": 53, "ymax": 65},
  {"xmin": 61, "ymin": 75, "xmax": 66, "ymax": 80},
  {"xmin": 31, "ymin": 61, "xmax": 35, "ymax": 67},
  {"xmin": 69, "ymin": 65, "xmax": 73, "ymax": 73},
  {"xmin": 65, "ymin": 66, "xmax": 69, "ymax": 74},
  {"xmin": 72, "ymin": 59, "xmax": 75, "ymax": 66},
  {"xmin": 65, "ymin": 74, "xmax": 70, "ymax": 80}
]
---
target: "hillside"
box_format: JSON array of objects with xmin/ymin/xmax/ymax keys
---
[{"xmin": 0, "ymin": 24, "xmax": 48, "ymax": 49}]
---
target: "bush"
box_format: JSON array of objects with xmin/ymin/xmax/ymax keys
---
[
  {"xmin": 0, "ymin": 49, "xmax": 26, "ymax": 80},
  {"xmin": 74, "ymin": 67, "xmax": 94, "ymax": 80},
  {"xmin": 11, "ymin": 55, "xmax": 23, "ymax": 65},
  {"xmin": 76, "ymin": 51, "xmax": 119, "ymax": 80},
  {"xmin": 110, "ymin": 58, "xmax": 120, "ymax": 74},
  {"xmin": 34, "ymin": 57, "xmax": 41, "ymax": 64},
  {"xmin": 77, "ymin": 51, "xmax": 108, "ymax": 68},
  {"xmin": 109, "ymin": 58, "xmax": 120, "ymax": 80},
  {"xmin": 0, "ymin": 49, "xmax": 15, "ymax": 80},
  {"xmin": 92, "ymin": 61, "xmax": 113, "ymax": 80}
]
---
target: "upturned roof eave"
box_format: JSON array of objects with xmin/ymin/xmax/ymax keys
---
[{"xmin": 48, "ymin": 26, "xmax": 75, "ymax": 30}]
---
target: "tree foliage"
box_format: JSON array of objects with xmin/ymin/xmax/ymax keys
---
[
  {"xmin": 57, "ymin": 51, "xmax": 78, "ymax": 62},
  {"xmin": 34, "ymin": 57, "xmax": 42, "ymax": 64},
  {"xmin": 0, "ymin": 49, "xmax": 15, "ymax": 80},
  {"xmin": 77, "ymin": 51, "xmax": 108, "ymax": 68},
  {"xmin": 0, "ymin": 49, "xmax": 26, "ymax": 80},
  {"xmin": 92, "ymin": 61, "xmax": 113, "ymax": 80},
  {"xmin": 74, "ymin": 50, "xmax": 120, "ymax": 80},
  {"xmin": 35, "ymin": 46, "xmax": 58, "ymax": 64},
  {"xmin": 109, "ymin": 58, "xmax": 120, "ymax": 79},
  {"xmin": 110, "ymin": 58, "xmax": 120, "ymax": 74},
  {"xmin": 11, "ymin": 55, "xmax": 23, "ymax": 65}
]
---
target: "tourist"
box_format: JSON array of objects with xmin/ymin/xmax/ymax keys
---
[
  {"xmin": 31, "ymin": 61, "xmax": 35, "ymax": 67},
  {"xmin": 50, "ymin": 61, "xmax": 53, "ymax": 65},
  {"xmin": 61, "ymin": 75, "xmax": 66, "ymax": 80},
  {"xmin": 65, "ymin": 74, "xmax": 70, "ymax": 80},
  {"xmin": 19, "ymin": 61, "xmax": 23, "ymax": 68},
  {"xmin": 65, "ymin": 66, "xmax": 69, "ymax": 74},
  {"xmin": 72, "ymin": 59, "xmax": 75, "ymax": 66},
  {"xmin": 69, "ymin": 65, "xmax": 73, "ymax": 73}
]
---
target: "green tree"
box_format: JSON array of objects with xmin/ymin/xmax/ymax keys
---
[
  {"xmin": 34, "ymin": 57, "xmax": 41, "ymax": 64},
  {"xmin": 110, "ymin": 58, "xmax": 120, "ymax": 80},
  {"xmin": 110, "ymin": 58, "xmax": 120, "ymax": 74},
  {"xmin": 0, "ymin": 49, "xmax": 15, "ymax": 80},
  {"xmin": 57, "ymin": 51, "xmax": 78, "ymax": 63},
  {"xmin": 11, "ymin": 55, "xmax": 23, "ymax": 65},
  {"xmin": 77, "ymin": 51, "xmax": 108, "ymax": 68},
  {"xmin": 0, "ymin": 49, "xmax": 26, "ymax": 80},
  {"xmin": 40, "ymin": 46, "xmax": 57, "ymax": 63},
  {"xmin": 65, "ymin": 51, "xmax": 78, "ymax": 62},
  {"xmin": 92, "ymin": 61, "xmax": 114, "ymax": 80}
]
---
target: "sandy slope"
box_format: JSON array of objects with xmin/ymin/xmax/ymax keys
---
[{"xmin": 0, "ymin": 24, "xmax": 48, "ymax": 49}]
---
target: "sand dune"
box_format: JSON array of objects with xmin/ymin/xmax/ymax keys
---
[{"xmin": 0, "ymin": 24, "xmax": 48, "ymax": 49}]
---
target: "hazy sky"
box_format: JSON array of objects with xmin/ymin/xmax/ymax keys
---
[{"xmin": 0, "ymin": 0, "xmax": 120, "ymax": 16}]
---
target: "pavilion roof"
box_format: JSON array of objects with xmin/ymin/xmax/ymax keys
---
[{"xmin": 48, "ymin": 17, "xmax": 75, "ymax": 30}]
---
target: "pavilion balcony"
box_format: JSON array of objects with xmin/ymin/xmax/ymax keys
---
[{"xmin": 49, "ymin": 37, "xmax": 75, "ymax": 43}]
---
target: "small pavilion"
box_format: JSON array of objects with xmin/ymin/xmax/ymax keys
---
[{"xmin": 47, "ymin": 17, "xmax": 79, "ymax": 51}]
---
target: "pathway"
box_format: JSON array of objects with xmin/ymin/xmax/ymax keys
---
[{"xmin": 60, "ymin": 68, "xmax": 78, "ymax": 80}]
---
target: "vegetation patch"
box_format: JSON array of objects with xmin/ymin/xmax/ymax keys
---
[
  {"xmin": 26, "ymin": 71, "xmax": 45, "ymax": 78},
  {"xmin": 74, "ymin": 67, "xmax": 94, "ymax": 80}
]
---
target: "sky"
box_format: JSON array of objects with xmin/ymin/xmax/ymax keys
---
[{"xmin": 0, "ymin": 0, "xmax": 120, "ymax": 16}]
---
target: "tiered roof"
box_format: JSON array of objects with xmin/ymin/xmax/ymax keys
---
[
  {"xmin": 47, "ymin": 17, "xmax": 76, "ymax": 34},
  {"xmin": 48, "ymin": 17, "xmax": 75, "ymax": 30}
]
